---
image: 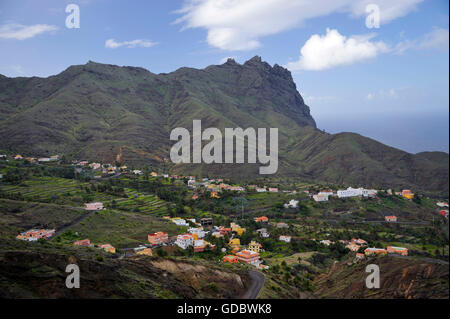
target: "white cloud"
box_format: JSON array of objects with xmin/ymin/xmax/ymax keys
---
[
  {"xmin": 175, "ymin": 0, "xmax": 422, "ymax": 51},
  {"xmin": 349, "ymin": 0, "xmax": 423, "ymax": 24},
  {"xmin": 418, "ymin": 28, "xmax": 449, "ymax": 51},
  {"xmin": 286, "ymin": 28, "xmax": 389, "ymax": 71},
  {"xmin": 394, "ymin": 27, "xmax": 449, "ymax": 54},
  {"xmin": 366, "ymin": 88, "xmax": 406, "ymax": 100},
  {"xmin": 0, "ymin": 23, "xmax": 58, "ymax": 40},
  {"xmin": 105, "ymin": 38, "xmax": 157, "ymax": 49}
]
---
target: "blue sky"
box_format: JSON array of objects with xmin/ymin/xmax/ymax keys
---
[{"xmin": 0, "ymin": 0, "xmax": 448, "ymax": 154}]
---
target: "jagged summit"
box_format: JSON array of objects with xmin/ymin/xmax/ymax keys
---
[{"xmin": 224, "ymin": 58, "xmax": 238, "ymax": 65}]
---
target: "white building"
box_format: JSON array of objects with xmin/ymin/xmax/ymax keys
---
[
  {"xmin": 284, "ymin": 199, "xmax": 299, "ymax": 208},
  {"xmin": 257, "ymin": 228, "xmax": 270, "ymax": 238},
  {"xmin": 337, "ymin": 187, "xmax": 363, "ymax": 198},
  {"xmin": 132, "ymin": 170, "xmax": 143, "ymax": 175},
  {"xmin": 320, "ymin": 190, "xmax": 334, "ymax": 197},
  {"xmin": 188, "ymin": 227, "xmax": 207, "ymax": 239},
  {"xmin": 313, "ymin": 193, "xmax": 329, "ymax": 202},
  {"xmin": 175, "ymin": 234, "xmax": 194, "ymax": 250},
  {"xmin": 89, "ymin": 163, "xmax": 102, "ymax": 170},
  {"xmin": 320, "ymin": 240, "xmax": 333, "ymax": 246},
  {"xmin": 194, "ymin": 239, "xmax": 206, "ymax": 249},
  {"xmin": 172, "ymin": 219, "xmax": 189, "ymax": 226},
  {"xmin": 211, "ymin": 231, "xmax": 223, "ymax": 238},
  {"xmin": 188, "ymin": 179, "xmax": 196, "ymax": 187},
  {"xmin": 279, "ymin": 235, "xmax": 291, "ymax": 243},
  {"xmin": 362, "ymin": 189, "xmax": 378, "ymax": 197}
]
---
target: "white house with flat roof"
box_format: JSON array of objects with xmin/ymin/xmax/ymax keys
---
[
  {"xmin": 337, "ymin": 187, "xmax": 363, "ymax": 198},
  {"xmin": 175, "ymin": 234, "xmax": 194, "ymax": 250}
]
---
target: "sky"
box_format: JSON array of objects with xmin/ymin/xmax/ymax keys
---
[{"xmin": 0, "ymin": 0, "xmax": 448, "ymax": 154}]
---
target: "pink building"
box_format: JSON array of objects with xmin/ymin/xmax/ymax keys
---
[
  {"xmin": 387, "ymin": 246, "xmax": 408, "ymax": 256},
  {"xmin": 85, "ymin": 202, "xmax": 104, "ymax": 211},
  {"xmin": 73, "ymin": 239, "xmax": 91, "ymax": 246}
]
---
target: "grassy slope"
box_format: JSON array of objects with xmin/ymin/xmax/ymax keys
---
[{"xmin": 0, "ymin": 59, "xmax": 448, "ymax": 194}]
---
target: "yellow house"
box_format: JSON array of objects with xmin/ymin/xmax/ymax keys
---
[
  {"xmin": 229, "ymin": 238, "xmax": 241, "ymax": 248},
  {"xmin": 100, "ymin": 244, "xmax": 116, "ymax": 253},
  {"xmin": 230, "ymin": 222, "xmax": 246, "ymax": 236},
  {"xmin": 401, "ymin": 189, "xmax": 414, "ymax": 199},
  {"xmin": 136, "ymin": 247, "xmax": 152, "ymax": 256},
  {"xmin": 151, "ymin": 172, "xmax": 158, "ymax": 176},
  {"xmin": 210, "ymin": 191, "xmax": 220, "ymax": 198},
  {"xmin": 248, "ymin": 241, "xmax": 262, "ymax": 253}
]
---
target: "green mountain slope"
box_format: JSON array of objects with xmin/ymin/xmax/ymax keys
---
[{"xmin": 0, "ymin": 57, "xmax": 448, "ymax": 193}]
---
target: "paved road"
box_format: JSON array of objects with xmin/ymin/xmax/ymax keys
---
[{"xmin": 240, "ymin": 270, "xmax": 265, "ymax": 299}]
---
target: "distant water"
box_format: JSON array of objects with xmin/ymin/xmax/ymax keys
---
[{"xmin": 315, "ymin": 112, "xmax": 449, "ymax": 154}]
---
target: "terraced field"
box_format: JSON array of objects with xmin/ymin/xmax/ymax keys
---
[
  {"xmin": 0, "ymin": 177, "xmax": 169, "ymax": 216},
  {"xmin": 114, "ymin": 188, "xmax": 168, "ymax": 216},
  {"xmin": 1, "ymin": 177, "xmax": 84, "ymax": 203}
]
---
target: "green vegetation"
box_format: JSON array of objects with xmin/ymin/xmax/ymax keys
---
[{"xmin": 0, "ymin": 58, "xmax": 447, "ymax": 195}]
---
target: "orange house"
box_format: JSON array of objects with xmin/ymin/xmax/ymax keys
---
[
  {"xmin": 235, "ymin": 249, "xmax": 260, "ymax": 265},
  {"xmin": 148, "ymin": 232, "xmax": 169, "ymax": 245},
  {"xmin": 223, "ymin": 255, "xmax": 239, "ymax": 263},
  {"xmin": 385, "ymin": 215, "xmax": 397, "ymax": 222},
  {"xmin": 254, "ymin": 216, "xmax": 269, "ymax": 223},
  {"xmin": 364, "ymin": 248, "xmax": 387, "ymax": 256},
  {"xmin": 218, "ymin": 226, "xmax": 232, "ymax": 235}
]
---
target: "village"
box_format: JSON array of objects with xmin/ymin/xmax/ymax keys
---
[{"xmin": 3, "ymin": 153, "xmax": 449, "ymax": 281}]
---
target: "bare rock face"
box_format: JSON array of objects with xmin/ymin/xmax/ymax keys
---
[
  {"xmin": 150, "ymin": 258, "xmax": 247, "ymax": 297},
  {"xmin": 313, "ymin": 256, "xmax": 449, "ymax": 299}
]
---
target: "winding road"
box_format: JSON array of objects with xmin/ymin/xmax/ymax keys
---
[{"xmin": 240, "ymin": 270, "xmax": 265, "ymax": 299}]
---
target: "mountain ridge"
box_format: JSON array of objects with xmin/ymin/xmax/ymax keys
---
[{"xmin": 0, "ymin": 57, "xmax": 448, "ymax": 194}]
